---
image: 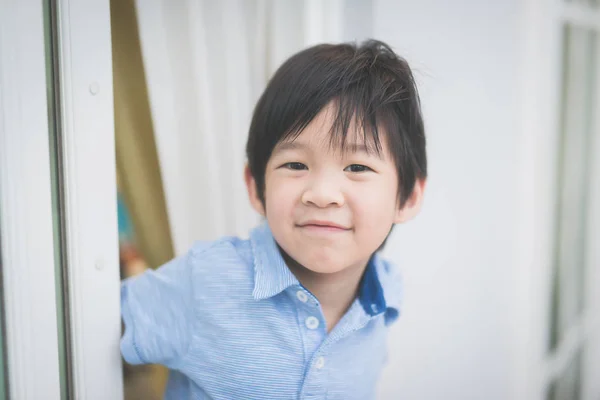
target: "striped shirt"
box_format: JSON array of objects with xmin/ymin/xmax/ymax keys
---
[{"xmin": 120, "ymin": 222, "xmax": 402, "ymax": 399}]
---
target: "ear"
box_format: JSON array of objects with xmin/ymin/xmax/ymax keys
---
[
  {"xmin": 394, "ymin": 178, "xmax": 426, "ymax": 224},
  {"xmin": 244, "ymin": 164, "xmax": 265, "ymax": 216}
]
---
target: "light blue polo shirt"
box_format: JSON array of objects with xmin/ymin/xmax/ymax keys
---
[{"xmin": 120, "ymin": 222, "xmax": 402, "ymax": 399}]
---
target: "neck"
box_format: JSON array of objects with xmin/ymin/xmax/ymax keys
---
[{"xmin": 281, "ymin": 250, "xmax": 368, "ymax": 332}]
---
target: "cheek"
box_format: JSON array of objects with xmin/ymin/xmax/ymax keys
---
[
  {"xmin": 356, "ymin": 176, "xmax": 397, "ymax": 209},
  {"xmin": 350, "ymin": 179, "xmax": 398, "ymax": 232},
  {"xmin": 264, "ymin": 174, "xmax": 301, "ymax": 218}
]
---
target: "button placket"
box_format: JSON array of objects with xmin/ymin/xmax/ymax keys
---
[
  {"xmin": 305, "ymin": 316, "xmax": 320, "ymax": 330},
  {"xmin": 314, "ymin": 356, "xmax": 325, "ymax": 369},
  {"xmin": 296, "ymin": 290, "xmax": 308, "ymax": 303},
  {"xmin": 300, "ymin": 350, "xmax": 329, "ymax": 400}
]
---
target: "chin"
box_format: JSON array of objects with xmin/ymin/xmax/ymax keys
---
[
  {"xmin": 299, "ymin": 253, "xmax": 347, "ymax": 275},
  {"xmin": 304, "ymin": 264, "xmax": 346, "ymax": 275}
]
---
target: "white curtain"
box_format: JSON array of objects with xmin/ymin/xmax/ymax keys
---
[{"xmin": 135, "ymin": 0, "xmax": 371, "ymax": 255}]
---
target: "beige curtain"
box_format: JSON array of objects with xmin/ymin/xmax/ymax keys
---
[
  {"xmin": 111, "ymin": 0, "xmax": 171, "ymax": 396},
  {"xmin": 111, "ymin": 0, "xmax": 173, "ymax": 270}
]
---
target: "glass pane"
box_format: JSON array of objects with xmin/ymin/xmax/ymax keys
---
[
  {"xmin": 549, "ymin": 24, "xmax": 597, "ymax": 350},
  {"xmin": 546, "ymin": 381, "xmax": 556, "ymax": 400},
  {"xmin": 43, "ymin": 0, "xmax": 71, "ymax": 398},
  {"xmin": 548, "ymin": 351, "xmax": 583, "ymax": 400},
  {"xmin": 0, "ymin": 244, "xmax": 7, "ymax": 400}
]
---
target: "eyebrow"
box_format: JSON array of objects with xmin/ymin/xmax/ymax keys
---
[{"xmin": 274, "ymin": 141, "xmax": 383, "ymax": 159}]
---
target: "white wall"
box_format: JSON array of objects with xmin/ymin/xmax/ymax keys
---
[
  {"xmin": 138, "ymin": 1, "xmax": 540, "ymax": 398},
  {"xmin": 375, "ymin": 1, "xmax": 525, "ymax": 399}
]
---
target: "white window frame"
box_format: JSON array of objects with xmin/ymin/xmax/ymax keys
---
[
  {"xmin": 54, "ymin": 0, "xmax": 123, "ymax": 398},
  {"xmin": 0, "ymin": 1, "xmax": 63, "ymax": 398},
  {"xmin": 0, "ymin": 0, "xmax": 122, "ymax": 399},
  {"xmin": 518, "ymin": 1, "xmax": 600, "ymax": 399}
]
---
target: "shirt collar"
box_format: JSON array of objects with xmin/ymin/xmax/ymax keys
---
[
  {"xmin": 366, "ymin": 252, "xmax": 402, "ymax": 323},
  {"xmin": 249, "ymin": 221, "xmax": 402, "ymax": 320},
  {"xmin": 250, "ymin": 222, "xmax": 299, "ymax": 300}
]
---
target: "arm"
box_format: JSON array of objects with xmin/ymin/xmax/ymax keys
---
[{"xmin": 120, "ymin": 250, "xmax": 195, "ymax": 369}]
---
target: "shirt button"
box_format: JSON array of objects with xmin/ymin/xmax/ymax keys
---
[
  {"xmin": 315, "ymin": 356, "xmax": 325, "ymax": 369},
  {"xmin": 305, "ymin": 316, "xmax": 320, "ymax": 330},
  {"xmin": 296, "ymin": 290, "xmax": 308, "ymax": 303}
]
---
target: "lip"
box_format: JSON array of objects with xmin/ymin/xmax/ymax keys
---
[{"xmin": 296, "ymin": 220, "xmax": 351, "ymax": 232}]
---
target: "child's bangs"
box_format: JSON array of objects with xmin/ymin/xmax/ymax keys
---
[{"xmin": 279, "ymin": 91, "xmax": 394, "ymax": 158}]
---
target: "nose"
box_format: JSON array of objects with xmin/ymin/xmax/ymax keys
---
[{"xmin": 301, "ymin": 172, "xmax": 345, "ymax": 208}]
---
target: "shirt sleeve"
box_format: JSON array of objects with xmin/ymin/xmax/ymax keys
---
[{"xmin": 120, "ymin": 251, "xmax": 195, "ymax": 368}]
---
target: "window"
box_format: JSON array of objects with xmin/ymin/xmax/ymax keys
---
[
  {"xmin": 0, "ymin": 0, "xmax": 121, "ymax": 398},
  {"xmin": 545, "ymin": 3, "xmax": 600, "ymax": 400},
  {"xmin": 0, "ymin": 240, "xmax": 7, "ymax": 400}
]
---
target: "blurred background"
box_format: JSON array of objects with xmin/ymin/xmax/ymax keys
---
[{"xmin": 69, "ymin": 0, "xmax": 600, "ymax": 398}]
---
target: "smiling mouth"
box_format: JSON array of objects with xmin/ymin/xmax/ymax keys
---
[{"xmin": 296, "ymin": 221, "xmax": 351, "ymax": 232}]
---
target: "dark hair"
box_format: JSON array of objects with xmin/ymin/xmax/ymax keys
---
[{"xmin": 246, "ymin": 39, "xmax": 427, "ymax": 207}]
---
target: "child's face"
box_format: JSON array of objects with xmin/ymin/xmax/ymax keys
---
[{"xmin": 246, "ymin": 105, "xmax": 424, "ymax": 275}]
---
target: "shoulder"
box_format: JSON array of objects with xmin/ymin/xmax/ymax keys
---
[
  {"xmin": 373, "ymin": 254, "xmax": 403, "ymax": 324},
  {"xmin": 185, "ymin": 235, "xmax": 256, "ymax": 295},
  {"xmin": 188, "ymin": 235, "xmax": 252, "ymax": 263},
  {"xmin": 376, "ymin": 256, "xmax": 403, "ymax": 294}
]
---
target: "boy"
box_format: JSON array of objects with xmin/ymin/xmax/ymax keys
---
[{"xmin": 121, "ymin": 39, "xmax": 427, "ymax": 399}]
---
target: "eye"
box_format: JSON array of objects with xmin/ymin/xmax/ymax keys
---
[
  {"xmin": 344, "ymin": 164, "xmax": 373, "ymax": 173},
  {"xmin": 282, "ymin": 162, "xmax": 308, "ymax": 170}
]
